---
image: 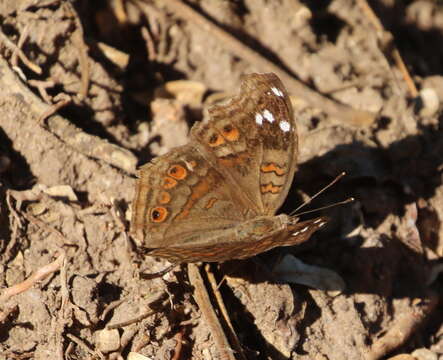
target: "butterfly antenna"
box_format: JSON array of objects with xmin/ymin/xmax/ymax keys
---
[
  {"xmin": 290, "ymin": 171, "xmax": 347, "ymax": 216},
  {"xmin": 294, "ymin": 197, "xmax": 354, "ymax": 216}
]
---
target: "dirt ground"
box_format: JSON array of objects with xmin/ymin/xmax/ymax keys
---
[{"xmin": 1, "ymin": 0, "xmax": 443, "ymax": 359}]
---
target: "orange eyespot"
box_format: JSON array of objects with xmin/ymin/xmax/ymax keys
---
[
  {"xmin": 150, "ymin": 207, "xmax": 168, "ymax": 222},
  {"xmin": 221, "ymin": 124, "xmax": 239, "ymax": 141},
  {"xmin": 163, "ymin": 177, "xmax": 178, "ymax": 189},
  {"xmin": 168, "ymin": 164, "xmax": 187, "ymax": 180},
  {"xmin": 208, "ymin": 133, "xmax": 225, "ymax": 147},
  {"xmin": 159, "ymin": 191, "xmax": 171, "ymax": 204}
]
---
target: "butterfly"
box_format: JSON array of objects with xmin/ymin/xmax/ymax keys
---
[{"xmin": 131, "ymin": 73, "xmax": 327, "ymax": 263}]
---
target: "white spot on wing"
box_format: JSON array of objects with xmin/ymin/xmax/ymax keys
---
[
  {"xmin": 255, "ymin": 113, "xmax": 263, "ymax": 125},
  {"xmin": 292, "ymin": 231, "xmax": 300, "ymax": 236},
  {"xmin": 271, "ymin": 87, "xmax": 284, "ymax": 97},
  {"xmin": 300, "ymin": 226, "xmax": 309, "ymax": 233},
  {"xmin": 263, "ymin": 109, "xmax": 275, "ymax": 123},
  {"xmin": 313, "ymin": 218, "xmax": 322, "ymax": 224},
  {"xmin": 319, "ymin": 222, "xmax": 326, "ymax": 227},
  {"xmin": 279, "ymin": 120, "xmax": 291, "ymax": 132},
  {"xmin": 184, "ymin": 160, "xmax": 195, "ymax": 171}
]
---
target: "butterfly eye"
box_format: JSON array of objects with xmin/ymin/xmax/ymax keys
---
[
  {"xmin": 168, "ymin": 164, "xmax": 187, "ymax": 180},
  {"xmin": 150, "ymin": 207, "xmax": 168, "ymax": 222},
  {"xmin": 222, "ymin": 124, "xmax": 239, "ymax": 141}
]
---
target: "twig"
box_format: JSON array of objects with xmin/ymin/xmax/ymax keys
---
[
  {"xmin": 141, "ymin": 26, "xmax": 157, "ymax": 62},
  {"xmin": 2, "ymin": 351, "xmax": 34, "ymax": 359},
  {"xmin": 96, "ymin": 42, "xmax": 129, "ymax": 69},
  {"xmin": 113, "ymin": 0, "xmax": 128, "ymax": 24},
  {"xmin": 6, "ymin": 190, "xmax": 22, "ymax": 227},
  {"xmin": 366, "ymin": 293, "xmax": 439, "ymax": 360},
  {"xmin": 162, "ymin": 0, "xmax": 376, "ymax": 127},
  {"xmin": 118, "ymin": 327, "xmax": 138, "ymax": 353},
  {"xmin": 136, "ymin": 2, "xmax": 170, "ymax": 62},
  {"xmin": 188, "ymin": 264, "xmax": 236, "ymax": 360},
  {"xmin": 0, "ymin": 27, "xmax": 42, "ymax": 74},
  {"xmin": 64, "ymin": 342, "xmax": 74, "ymax": 359},
  {"xmin": 3, "ymin": 191, "xmax": 21, "ymax": 263},
  {"xmin": 171, "ymin": 328, "xmax": 184, "ymax": 360},
  {"xmin": 107, "ymin": 309, "xmax": 155, "ymax": 330},
  {"xmin": 205, "ymin": 265, "xmax": 247, "ymax": 360},
  {"xmin": 100, "ymin": 298, "xmax": 126, "ymax": 322},
  {"xmin": 59, "ymin": 254, "xmax": 69, "ymax": 310},
  {"xmin": 11, "ymin": 24, "xmax": 30, "ymax": 68},
  {"xmin": 37, "ymin": 93, "xmax": 72, "ymax": 124},
  {"xmin": 56, "ymin": 253, "xmax": 72, "ymax": 360},
  {"xmin": 0, "ymin": 252, "xmax": 65, "ymax": 303},
  {"xmin": 28, "ymin": 79, "xmax": 56, "ymax": 104},
  {"xmin": 356, "ymin": 0, "xmax": 418, "ymax": 98},
  {"xmin": 77, "ymin": 203, "xmax": 108, "ymax": 217},
  {"xmin": 139, "ymin": 263, "xmax": 178, "ymax": 279},
  {"xmin": 66, "ymin": 333, "xmax": 105, "ymax": 360}
]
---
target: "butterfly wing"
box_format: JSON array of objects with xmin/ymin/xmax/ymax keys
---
[
  {"xmin": 131, "ymin": 73, "xmax": 321, "ymax": 263},
  {"xmin": 191, "ymin": 73, "xmax": 298, "ymax": 217},
  {"xmin": 131, "ymin": 143, "xmax": 248, "ymax": 249},
  {"xmin": 146, "ymin": 216, "xmax": 328, "ymax": 263}
]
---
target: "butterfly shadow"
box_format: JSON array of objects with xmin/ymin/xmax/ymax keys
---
[
  {"xmin": 202, "ymin": 124, "xmax": 443, "ymax": 357},
  {"xmin": 198, "ymin": 120, "xmax": 443, "ymax": 360},
  {"xmin": 276, "ymin": 121, "xmax": 443, "ymax": 301}
]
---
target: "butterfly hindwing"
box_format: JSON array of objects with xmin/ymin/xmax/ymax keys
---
[{"xmin": 131, "ymin": 144, "xmax": 248, "ymax": 248}]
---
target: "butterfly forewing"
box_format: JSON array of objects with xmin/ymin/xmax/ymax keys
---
[{"xmin": 191, "ymin": 73, "xmax": 298, "ymax": 217}]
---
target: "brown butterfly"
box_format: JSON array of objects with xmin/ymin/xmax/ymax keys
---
[{"xmin": 131, "ymin": 73, "xmax": 327, "ymax": 263}]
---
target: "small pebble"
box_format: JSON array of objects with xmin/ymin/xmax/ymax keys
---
[
  {"xmin": 412, "ymin": 348, "xmax": 438, "ymax": 360},
  {"xmin": 273, "ymin": 254, "xmax": 346, "ymax": 293},
  {"xmin": 417, "ymin": 88, "xmax": 440, "ymax": 117},
  {"xmin": 96, "ymin": 328, "xmax": 120, "ymax": 353},
  {"xmin": 127, "ymin": 352, "xmax": 153, "ymax": 360},
  {"xmin": 386, "ymin": 355, "xmax": 415, "ymax": 360}
]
